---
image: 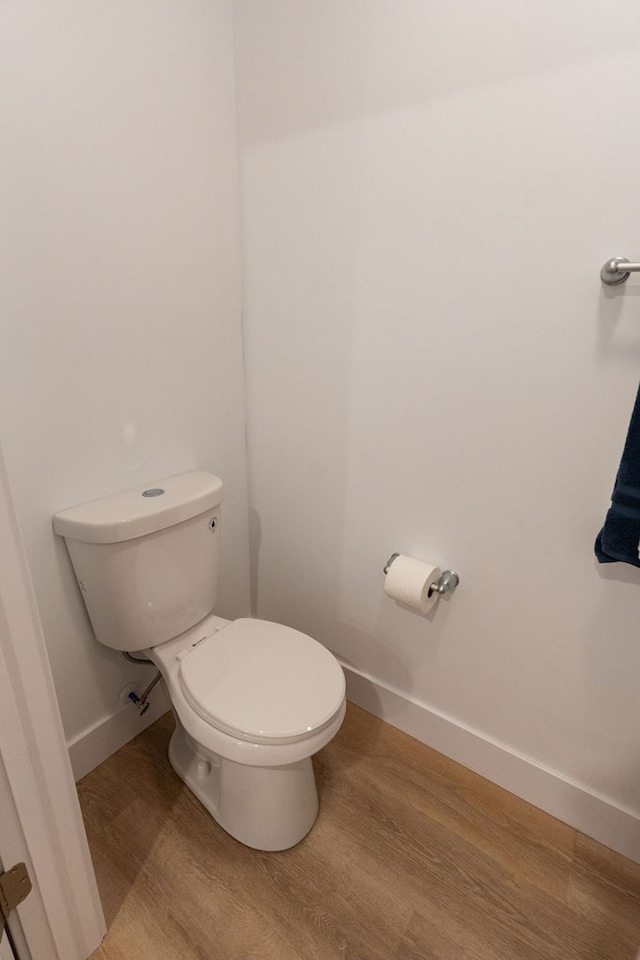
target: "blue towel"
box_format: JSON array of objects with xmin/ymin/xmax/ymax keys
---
[{"xmin": 595, "ymin": 382, "xmax": 640, "ymax": 567}]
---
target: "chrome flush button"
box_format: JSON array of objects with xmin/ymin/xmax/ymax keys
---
[{"xmin": 142, "ymin": 488, "xmax": 165, "ymax": 497}]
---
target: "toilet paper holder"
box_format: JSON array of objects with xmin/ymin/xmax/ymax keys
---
[{"xmin": 383, "ymin": 553, "xmax": 460, "ymax": 596}]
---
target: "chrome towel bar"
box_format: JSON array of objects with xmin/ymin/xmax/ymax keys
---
[{"xmin": 600, "ymin": 257, "xmax": 640, "ymax": 285}]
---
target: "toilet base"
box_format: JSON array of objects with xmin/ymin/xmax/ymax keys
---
[{"xmin": 168, "ymin": 717, "xmax": 320, "ymax": 851}]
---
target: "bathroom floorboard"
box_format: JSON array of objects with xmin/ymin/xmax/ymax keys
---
[{"xmin": 77, "ymin": 703, "xmax": 640, "ymax": 960}]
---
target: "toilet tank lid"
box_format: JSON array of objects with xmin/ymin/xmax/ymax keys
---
[{"xmin": 52, "ymin": 471, "xmax": 224, "ymax": 544}]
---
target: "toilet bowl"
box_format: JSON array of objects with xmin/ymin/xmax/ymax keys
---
[
  {"xmin": 53, "ymin": 471, "xmax": 346, "ymax": 850},
  {"xmin": 147, "ymin": 613, "xmax": 346, "ymax": 850}
]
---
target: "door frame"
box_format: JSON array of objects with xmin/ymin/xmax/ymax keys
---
[{"xmin": 0, "ymin": 443, "xmax": 105, "ymax": 959}]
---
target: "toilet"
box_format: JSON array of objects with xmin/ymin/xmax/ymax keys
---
[{"xmin": 53, "ymin": 471, "xmax": 346, "ymax": 851}]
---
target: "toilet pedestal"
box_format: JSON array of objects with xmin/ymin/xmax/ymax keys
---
[{"xmin": 168, "ymin": 715, "xmax": 320, "ymax": 851}]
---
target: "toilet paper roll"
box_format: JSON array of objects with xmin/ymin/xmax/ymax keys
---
[{"xmin": 384, "ymin": 555, "xmax": 442, "ymax": 613}]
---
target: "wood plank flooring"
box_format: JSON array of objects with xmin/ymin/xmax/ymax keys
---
[{"xmin": 77, "ymin": 704, "xmax": 640, "ymax": 960}]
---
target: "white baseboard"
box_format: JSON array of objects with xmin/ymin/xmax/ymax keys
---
[
  {"xmin": 68, "ymin": 687, "xmax": 171, "ymax": 782},
  {"xmin": 342, "ymin": 662, "xmax": 640, "ymax": 865}
]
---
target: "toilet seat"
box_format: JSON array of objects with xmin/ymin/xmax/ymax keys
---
[{"xmin": 178, "ymin": 618, "xmax": 345, "ymax": 745}]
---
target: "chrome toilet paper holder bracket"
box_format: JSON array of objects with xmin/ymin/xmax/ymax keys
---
[{"xmin": 383, "ymin": 553, "xmax": 460, "ymax": 596}]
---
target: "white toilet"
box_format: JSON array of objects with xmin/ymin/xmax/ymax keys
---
[{"xmin": 53, "ymin": 470, "xmax": 346, "ymax": 851}]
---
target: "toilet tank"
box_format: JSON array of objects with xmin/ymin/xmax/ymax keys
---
[{"xmin": 53, "ymin": 471, "xmax": 224, "ymax": 652}]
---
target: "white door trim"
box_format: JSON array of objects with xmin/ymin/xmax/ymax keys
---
[
  {"xmin": 0, "ymin": 925, "xmax": 17, "ymax": 960},
  {"xmin": 0, "ymin": 445, "xmax": 105, "ymax": 959}
]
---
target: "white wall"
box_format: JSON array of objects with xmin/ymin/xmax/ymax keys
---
[
  {"xmin": 235, "ymin": 1, "xmax": 640, "ymax": 827},
  {"xmin": 0, "ymin": 0, "xmax": 250, "ymax": 765}
]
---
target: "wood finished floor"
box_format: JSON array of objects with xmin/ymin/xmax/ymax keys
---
[{"xmin": 77, "ymin": 704, "xmax": 640, "ymax": 960}]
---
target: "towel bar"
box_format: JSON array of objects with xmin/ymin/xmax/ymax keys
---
[{"xmin": 600, "ymin": 257, "xmax": 640, "ymax": 285}]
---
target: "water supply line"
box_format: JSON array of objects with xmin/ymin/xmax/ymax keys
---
[{"xmin": 121, "ymin": 651, "xmax": 161, "ymax": 716}]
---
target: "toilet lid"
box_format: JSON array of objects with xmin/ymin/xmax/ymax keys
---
[{"xmin": 178, "ymin": 618, "xmax": 345, "ymax": 744}]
